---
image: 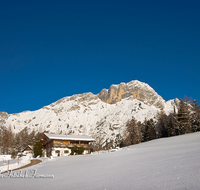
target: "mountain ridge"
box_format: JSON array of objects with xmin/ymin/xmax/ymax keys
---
[{"xmin": 0, "ymin": 80, "xmax": 179, "ymax": 146}]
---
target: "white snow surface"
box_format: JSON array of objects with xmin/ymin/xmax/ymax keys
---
[
  {"xmin": 0, "ymin": 155, "xmax": 11, "ymax": 161},
  {"xmin": 44, "ymin": 133, "xmax": 95, "ymax": 141},
  {"xmin": 1, "ymin": 132, "xmax": 200, "ymax": 189},
  {"xmin": 0, "ymin": 154, "xmax": 32, "ymax": 173}
]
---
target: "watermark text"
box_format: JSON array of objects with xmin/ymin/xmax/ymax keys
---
[{"xmin": 0, "ymin": 169, "xmax": 54, "ymax": 179}]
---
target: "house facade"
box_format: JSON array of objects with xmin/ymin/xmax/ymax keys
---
[{"xmin": 41, "ymin": 133, "xmax": 95, "ymax": 157}]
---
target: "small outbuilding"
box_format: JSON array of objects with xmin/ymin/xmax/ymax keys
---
[{"xmin": 22, "ymin": 145, "xmax": 33, "ymax": 155}]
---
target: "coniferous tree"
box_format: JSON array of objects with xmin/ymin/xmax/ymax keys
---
[
  {"xmin": 166, "ymin": 116, "xmax": 176, "ymax": 137},
  {"xmin": 33, "ymin": 141, "xmax": 43, "ymax": 158},
  {"xmin": 144, "ymin": 119, "xmax": 156, "ymax": 142},
  {"xmin": 125, "ymin": 118, "xmax": 137, "ymax": 145},
  {"xmin": 191, "ymin": 100, "xmax": 200, "ymax": 132},
  {"xmin": 177, "ymin": 99, "xmax": 192, "ymax": 134},
  {"xmin": 123, "ymin": 118, "xmax": 142, "ymax": 146},
  {"xmin": 136, "ymin": 121, "xmax": 143, "ymax": 143},
  {"xmin": 156, "ymin": 111, "xmax": 168, "ymax": 138},
  {"xmin": 143, "ymin": 118, "xmax": 148, "ymax": 142}
]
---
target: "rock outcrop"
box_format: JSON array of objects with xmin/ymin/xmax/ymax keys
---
[{"xmin": 98, "ymin": 80, "xmax": 165, "ymax": 109}]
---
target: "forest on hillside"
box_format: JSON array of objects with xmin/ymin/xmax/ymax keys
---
[{"xmin": 121, "ymin": 98, "xmax": 200, "ymax": 147}]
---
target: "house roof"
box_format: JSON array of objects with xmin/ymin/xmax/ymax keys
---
[
  {"xmin": 43, "ymin": 133, "xmax": 95, "ymax": 142},
  {"xmin": 22, "ymin": 145, "xmax": 33, "ymax": 152},
  {"xmin": 28, "ymin": 145, "xmax": 33, "ymax": 149}
]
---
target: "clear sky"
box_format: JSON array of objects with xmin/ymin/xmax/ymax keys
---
[{"xmin": 0, "ymin": 0, "xmax": 200, "ymax": 114}]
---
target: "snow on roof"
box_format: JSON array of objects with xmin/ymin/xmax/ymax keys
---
[
  {"xmin": 28, "ymin": 145, "xmax": 33, "ymax": 149},
  {"xmin": 22, "ymin": 145, "xmax": 33, "ymax": 152},
  {"xmin": 44, "ymin": 133, "xmax": 95, "ymax": 141}
]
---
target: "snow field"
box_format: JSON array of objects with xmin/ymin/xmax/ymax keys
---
[
  {"xmin": 1, "ymin": 132, "xmax": 200, "ymax": 190},
  {"xmin": 0, "ymin": 154, "xmax": 32, "ymax": 173}
]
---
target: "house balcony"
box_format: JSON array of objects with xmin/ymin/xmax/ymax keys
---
[{"xmin": 53, "ymin": 143, "xmax": 93, "ymax": 149}]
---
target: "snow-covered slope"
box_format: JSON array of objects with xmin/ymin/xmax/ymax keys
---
[
  {"xmin": 1, "ymin": 132, "xmax": 200, "ymax": 190},
  {"xmin": 3, "ymin": 80, "xmax": 178, "ymax": 144}
]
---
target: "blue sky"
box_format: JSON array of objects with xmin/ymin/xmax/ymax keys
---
[{"xmin": 0, "ymin": 0, "xmax": 200, "ymax": 114}]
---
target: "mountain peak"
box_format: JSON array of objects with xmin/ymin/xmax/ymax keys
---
[{"xmin": 98, "ymin": 80, "xmax": 165, "ymax": 108}]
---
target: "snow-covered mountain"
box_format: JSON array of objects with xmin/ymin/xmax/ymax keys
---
[{"xmin": 1, "ymin": 80, "xmax": 179, "ymax": 144}]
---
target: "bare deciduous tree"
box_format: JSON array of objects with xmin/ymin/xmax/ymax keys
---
[{"xmin": 2, "ymin": 125, "xmax": 15, "ymax": 154}]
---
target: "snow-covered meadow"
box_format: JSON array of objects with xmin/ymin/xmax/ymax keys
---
[
  {"xmin": 0, "ymin": 154, "xmax": 32, "ymax": 173},
  {"xmin": 1, "ymin": 132, "xmax": 200, "ymax": 190}
]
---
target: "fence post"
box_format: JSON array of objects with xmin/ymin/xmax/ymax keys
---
[{"xmin": 7, "ymin": 160, "xmax": 9, "ymax": 171}]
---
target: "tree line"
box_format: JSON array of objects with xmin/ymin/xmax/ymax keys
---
[
  {"xmin": 0, "ymin": 126, "xmax": 44, "ymax": 156},
  {"xmin": 121, "ymin": 98, "xmax": 200, "ymax": 147}
]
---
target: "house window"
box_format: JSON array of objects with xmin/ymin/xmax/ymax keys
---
[
  {"xmin": 64, "ymin": 150, "xmax": 69, "ymax": 154},
  {"xmin": 55, "ymin": 150, "xmax": 60, "ymax": 154},
  {"xmin": 60, "ymin": 141, "xmax": 63, "ymax": 144}
]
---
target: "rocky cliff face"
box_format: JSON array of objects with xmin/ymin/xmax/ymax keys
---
[
  {"xmin": 98, "ymin": 80, "xmax": 165, "ymax": 109},
  {"xmin": 2, "ymin": 80, "xmax": 178, "ymax": 146}
]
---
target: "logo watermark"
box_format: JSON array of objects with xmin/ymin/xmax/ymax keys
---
[{"xmin": 0, "ymin": 169, "xmax": 54, "ymax": 179}]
